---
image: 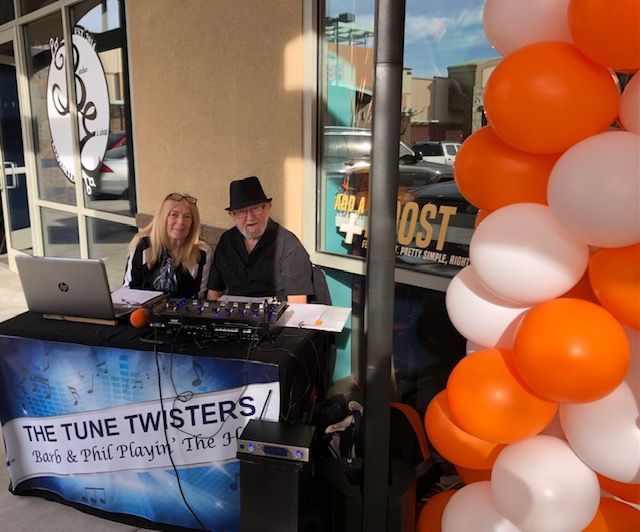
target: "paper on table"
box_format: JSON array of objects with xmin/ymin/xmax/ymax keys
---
[
  {"xmin": 275, "ymin": 303, "xmax": 351, "ymax": 333},
  {"xmin": 111, "ymin": 286, "xmax": 165, "ymax": 306}
]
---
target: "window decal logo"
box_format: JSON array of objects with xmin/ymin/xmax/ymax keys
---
[{"xmin": 47, "ymin": 26, "xmax": 109, "ymax": 195}]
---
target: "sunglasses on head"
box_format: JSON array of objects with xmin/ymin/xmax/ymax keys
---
[{"xmin": 166, "ymin": 193, "xmax": 197, "ymax": 205}]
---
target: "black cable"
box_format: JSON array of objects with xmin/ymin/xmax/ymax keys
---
[
  {"xmin": 153, "ymin": 326, "xmax": 207, "ymax": 531},
  {"xmin": 273, "ymin": 331, "xmax": 323, "ymax": 422},
  {"xmin": 148, "ymin": 298, "xmax": 316, "ymax": 436},
  {"xmin": 165, "ymin": 328, "xmax": 257, "ymax": 443},
  {"xmin": 160, "ymin": 299, "xmax": 280, "ymax": 441},
  {"xmin": 254, "ymin": 344, "xmax": 312, "ymax": 423}
]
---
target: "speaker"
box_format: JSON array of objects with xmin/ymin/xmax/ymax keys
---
[{"xmin": 238, "ymin": 421, "xmax": 316, "ymax": 532}]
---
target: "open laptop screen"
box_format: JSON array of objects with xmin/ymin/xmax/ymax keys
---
[{"xmin": 16, "ymin": 256, "xmax": 121, "ymax": 323}]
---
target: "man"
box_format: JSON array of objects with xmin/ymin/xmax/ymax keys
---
[{"xmin": 207, "ymin": 176, "xmax": 314, "ymax": 303}]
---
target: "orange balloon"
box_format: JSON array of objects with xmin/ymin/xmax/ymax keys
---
[
  {"xmin": 446, "ymin": 349, "xmax": 557, "ymax": 443},
  {"xmin": 424, "ymin": 391, "xmax": 505, "ymax": 469},
  {"xmin": 569, "ymin": 0, "xmax": 640, "ymax": 71},
  {"xmin": 417, "ymin": 490, "xmax": 457, "ymax": 532},
  {"xmin": 513, "ymin": 298, "xmax": 630, "ymax": 403},
  {"xmin": 584, "ymin": 497, "xmax": 640, "ymax": 532},
  {"xmin": 561, "ymin": 270, "xmax": 600, "ymax": 304},
  {"xmin": 598, "ymin": 474, "xmax": 640, "ymax": 504},
  {"xmin": 455, "ymin": 465, "xmax": 492, "ymax": 485},
  {"xmin": 484, "ymin": 42, "xmax": 619, "ymax": 154},
  {"xmin": 589, "ymin": 244, "xmax": 640, "ymax": 329},
  {"xmin": 454, "ymin": 127, "xmax": 559, "ymax": 211}
]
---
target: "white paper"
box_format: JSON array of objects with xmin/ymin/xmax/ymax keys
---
[
  {"xmin": 275, "ymin": 303, "xmax": 351, "ymax": 332},
  {"xmin": 111, "ymin": 286, "xmax": 165, "ymax": 306}
]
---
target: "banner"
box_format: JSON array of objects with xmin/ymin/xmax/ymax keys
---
[{"xmin": 0, "ymin": 336, "xmax": 280, "ymax": 531}]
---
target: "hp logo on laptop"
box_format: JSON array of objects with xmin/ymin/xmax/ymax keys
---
[{"xmin": 58, "ymin": 282, "xmax": 69, "ymax": 292}]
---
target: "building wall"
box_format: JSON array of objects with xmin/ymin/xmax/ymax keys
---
[
  {"xmin": 126, "ymin": 0, "xmax": 305, "ymax": 237},
  {"xmin": 410, "ymin": 77, "xmax": 431, "ymax": 122}
]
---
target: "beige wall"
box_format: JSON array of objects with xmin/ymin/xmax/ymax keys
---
[
  {"xmin": 410, "ymin": 77, "xmax": 431, "ymax": 122},
  {"xmin": 127, "ymin": 0, "xmax": 305, "ymax": 237}
]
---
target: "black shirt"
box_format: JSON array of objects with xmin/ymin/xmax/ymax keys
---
[
  {"xmin": 208, "ymin": 219, "xmax": 313, "ymax": 298},
  {"xmin": 123, "ymin": 237, "xmax": 212, "ymax": 298}
]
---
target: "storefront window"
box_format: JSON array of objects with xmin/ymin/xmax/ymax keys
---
[
  {"xmin": 86, "ymin": 217, "xmax": 136, "ymax": 288},
  {"xmin": 0, "ymin": 2, "xmax": 15, "ymax": 25},
  {"xmin": 21, "ymin": 0, "xmax": 57, "ymax": 15},
  {"xmin": 318, "ymin": 0, "xmax": 498, "ymax": 279},
  {"xmin": 25, "ymin": 12, "xmax": 77, "ymax": 206},
  {"xmin": 72, "ymin": 0, "xmax": 135, "ymax": 216},
  {"xmin": 41, "ymin": 206, "xmax": 79, "ymax": 257}
]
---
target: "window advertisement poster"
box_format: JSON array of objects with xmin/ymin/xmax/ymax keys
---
[
  {"xmin": 0, "ymin": 336, "xmax": 280, "ymax": 531},
  {"xmin": 320, "ymin": 0, "xmax": 498, "ymax": 278}
]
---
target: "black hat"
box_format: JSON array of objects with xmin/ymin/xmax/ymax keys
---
[{"xmin": 226, "ymin": 176, "xmax": 272, "ymax": 211}]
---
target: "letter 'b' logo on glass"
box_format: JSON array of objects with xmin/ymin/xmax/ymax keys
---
[{"xmin": 58, "ymin": 282, "xmax": 69, "ymax": 292}]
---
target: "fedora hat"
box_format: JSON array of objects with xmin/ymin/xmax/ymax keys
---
[{"xmin": 226, "ymin": 176, "xmax": 272, "ymax": 211}]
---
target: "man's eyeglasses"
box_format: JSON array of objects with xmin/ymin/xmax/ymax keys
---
[
  {"xmin": 166, "ymin": 193, "xmax": 197, "ymax": 205},
  {"xmin": 231, "ymin": 203, "xmax": 267, "ymax": 218}
]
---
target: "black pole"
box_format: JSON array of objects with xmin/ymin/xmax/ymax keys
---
[{"xmin": 362, "ymin": 1, "xmax": 406, "ymax": 531}]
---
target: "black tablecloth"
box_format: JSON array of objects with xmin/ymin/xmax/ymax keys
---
[{"xmin": 0, "ymin": 312, "xmax": 329, "ymax": 422}]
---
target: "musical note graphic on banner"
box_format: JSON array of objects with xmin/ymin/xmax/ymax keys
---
[
  {"xmin": 68, "ymin": 385, "xmax": 80, "ymax": 406},
  {"xmin": 42, "ymin": 353, "xmax": 50, "ymax": 372},
  {"xmin": 81, "ymin": 486, "xmax": 106, "ymax": 504},
  {"xmin": 87, "ymin": 375, "xmax": 94, "ymax": 394},
  {"xmin": 96, "ymin": 362, "xmax": 108, "ymax": 376},
  {"xmin": 192, "ymin": 360, "xmax": 203, "ymax": 387},
  {"xmin": 132, "ymin": 380, "xmax": 143, "ymax": 390},
  {"xmin": 31, "ymin": 375, "xmax": 50, "ymax": 398},
  {"xmin": 176, "ymin": 391, "xmax": 194, "ymax": 403}
]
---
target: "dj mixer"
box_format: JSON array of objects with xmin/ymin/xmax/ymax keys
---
[{"xmin": 148, "ymin": 297, "xmax": 288, "ymax": 340}]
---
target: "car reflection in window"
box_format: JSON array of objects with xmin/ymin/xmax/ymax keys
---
[
  {"xmin": 94, "ymin": 132, "xmax": 129, "ymax": 198},
  {"xmin": 324, "ymin": 126, "xmax": 476, "ymax": 277}
]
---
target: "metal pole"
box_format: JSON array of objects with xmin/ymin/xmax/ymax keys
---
[{"xmin": 362, "ymin": 1, "xmax": 406, "ymax": 531}]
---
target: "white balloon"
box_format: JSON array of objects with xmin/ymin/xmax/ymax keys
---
[
  {"xmin": 446, "ymin": 266, "xmax": 531, "ymax": 348},
  {"xmin": 560, "ymin": 379, "xmax": 640, "ymax": 483},
  {"xmin": 547, "ymin": 131, "xmax": 640, "ymax": 248},
  {"xmin": 491, "ymin": 436, "xmax": 600, "ymax": 532},
  {"xmin": 442, "ymin": 481, "xmax": 519, "ymax": 532},
  {"xmin": 483, "ymin": 0, "xmax": 572, "ymax": 57},
  {"xmin": 620, "ymin": 73, "xmax": 640, "ymax": 134},
  {"xmin": 469, "ymin": 204, "xmax": 589, "ymax": 304}
]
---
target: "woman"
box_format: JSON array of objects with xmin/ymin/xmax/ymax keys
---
[{"xmin": 123, "ymin": 193, "xmax": 212, "ymax": 298}]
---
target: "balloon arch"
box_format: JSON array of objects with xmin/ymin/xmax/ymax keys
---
[{"xmin": 419, "ymin": 0, "xmax": 640, "ymax": 530}]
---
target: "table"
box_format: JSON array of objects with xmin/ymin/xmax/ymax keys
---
[{"xmin": 0, "ymin": 312, "xmax": 328, "ymax": 531}]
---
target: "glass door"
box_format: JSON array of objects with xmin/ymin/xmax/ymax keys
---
[{"xmin": 0, "ymin": 30, "xmax": 32, "ymax": 263}]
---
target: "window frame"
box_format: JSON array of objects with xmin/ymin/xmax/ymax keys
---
[
  {"xmin": 302, "ymin": 0, "xmax": 452, "ymax": 292},
  {"xmin": 0, "ymin": 0, "xmax": 137, "ymax": 268}
]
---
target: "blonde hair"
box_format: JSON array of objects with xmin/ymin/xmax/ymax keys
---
[{"xmin": 129, "ymin": 194, "xmax": 202, "ymax": 270}]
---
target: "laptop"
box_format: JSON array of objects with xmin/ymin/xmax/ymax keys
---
[{"xmin": 16, "ymin": 255, "xmax": 142, "ymax": 325}]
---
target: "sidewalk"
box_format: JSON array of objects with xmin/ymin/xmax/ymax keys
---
[
  {"xmin": 0, "ymin": 256, "xmax": 27, "ymax": 323},
  {"xmin": 0, "ymin": 257, "xmax": 142, "ymax": 531}
]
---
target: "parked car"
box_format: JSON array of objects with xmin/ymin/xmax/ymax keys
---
[
  {"xmin": 324, "ymin": 127, "xmax": 475, "ymax": 277},
  {"xmin": 93, "ymin": 132, "xmax": 129, "ymax": 197},
  {"xmin": 324, "ymin": 126, "xmax": 454, "ymax": 187},
  {"xmin": 411, "ymin": 140, "xmax": 461, "ymax": 166}
]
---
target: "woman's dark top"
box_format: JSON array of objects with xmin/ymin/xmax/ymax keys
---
[{"xmin": 123, "ymin": 236, "xmax": 212, "ymax": 298}]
